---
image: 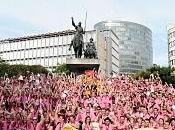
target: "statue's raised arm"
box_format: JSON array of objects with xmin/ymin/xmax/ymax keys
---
[{"xmin": 71, "ymin": 17, "xmax": 77, "ymax": 28}]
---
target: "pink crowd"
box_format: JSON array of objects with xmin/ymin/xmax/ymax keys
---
[{"xmin": 0, "ymin": 72, "xmax": 175, "ymax": 130}]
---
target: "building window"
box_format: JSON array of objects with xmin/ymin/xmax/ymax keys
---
[
  {"xmin": 38, "ymin": 39, "xmax": 42, "ymax": 48},
  {"xmin": 33, "ymin": 49, "xmax": 37, "ymax": 58},
  {"xmin": 170, "ymin": 60, "xmax": 174, "ymax": 65},
  {"xmin": 50, "ymin": 47, "xmax": 53, "ymax": 56},
  {"xmin": 37, "ymin": 49, "xmax": 40, "ymax": 57},
  {"xmin": 54, "ymin": 48, "xmax": 57, "ymax": 56},
  {"xmin": 26, "ymin": 41, "xmax": 30, "ymax": 49},
  {"xmin": 46, "ymin": 38, "xmax": 50, "ymax": 46},
  {"xmin": 52, "ymin": 37, "xmax": 55, "ymax": 46}
]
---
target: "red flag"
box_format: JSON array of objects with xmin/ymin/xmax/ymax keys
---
[{"xmin": 85, "ymin": 70, "xmax": 95, "ymax": 76}]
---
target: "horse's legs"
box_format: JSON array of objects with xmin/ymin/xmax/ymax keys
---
[
  {"xmin": 92, "ymin": 53, "xmax": 95, "ymax": 59},
  {"xmin": 84, "ymin": 51, "xmax": 87, "ymax": 58},
  {"xmin": 74, "ymin": 48, "xmax": 78, "ymax": 58},
  {"xmin": 78, "ymin": 50, "xmax": 81, "ymax": 58},
  {"xmin": 79, "ymin": 49, "xmax": 82, "ymax": 58},
  {"xmin": 78, "ymin": 45, "xmax": 82, "ymax": 58}
]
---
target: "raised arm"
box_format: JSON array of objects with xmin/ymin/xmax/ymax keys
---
[{"xmin": 71, "ymin": 17, "xmax": 76, "ymax": 28}]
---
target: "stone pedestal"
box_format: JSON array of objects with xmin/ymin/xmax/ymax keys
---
[{"xmin": 65, "ymin": 58, "xmax": 100, "ymax": 74}]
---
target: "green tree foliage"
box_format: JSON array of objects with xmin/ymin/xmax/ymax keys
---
[
  {"xmin": 53, "ymin": 64, "xmax": 70, "ymax": 74},
  {"xmin": 133, "ymin": 70, "xmax": 151, "ymax": 79},
  {"xmin": 0, "ymin": 61, "xmax": 48, "ymax": 77},
  {"xmin": 29, "ymin": 65, "xmax": 49, "ymax": 75},
  {"xmin": 134, "ymin": 64, "xmax": 175, "ymax": 85}
]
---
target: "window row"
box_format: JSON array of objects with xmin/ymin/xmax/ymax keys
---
[
  {"xmin": 120, "ymin": 68, "xmax": 140, "ymax": 73},
  {"xmin": 2, "ymin": 47, "xmax": 73, "ymax": 60},
  {"xmin": 1, "ymin": 33, "xmax": 96, "ymax": 52},
  {"xmin": 0, "ymin": 36, "xmax": 74, "ymax": 52},
  {"xmin": 120, "ymin": 64, "xmax": 142, "ymax": 69}
]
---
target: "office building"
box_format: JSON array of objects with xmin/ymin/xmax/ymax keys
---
[
  {"xmin": 168, "ymin": 24, "xmax": 175, "ymax": 68},
  {"xmin": 95, "ymin": 20, "xmax": 153, "ymax": 73}
]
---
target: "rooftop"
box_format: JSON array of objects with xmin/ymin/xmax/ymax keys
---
[{"xmin": 0, "ymin": 30, "xmax": 95, "ymax": 43}]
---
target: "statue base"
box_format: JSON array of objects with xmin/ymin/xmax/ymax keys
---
[{"xmin": 65, "ymin": 58, "xmax": 100, "ymax": 74}]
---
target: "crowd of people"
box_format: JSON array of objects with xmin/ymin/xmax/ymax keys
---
[{"xmin": 0, "ymin": 72, "xmax": 175, "ymax": 130}]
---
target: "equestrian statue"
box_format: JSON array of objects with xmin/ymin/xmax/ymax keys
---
[{"xmin": 69, "ymin": 17, "xmax": 85, "ymax": 58}]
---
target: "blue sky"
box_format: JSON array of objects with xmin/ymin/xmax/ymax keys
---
[{"xmin": 0, "ymin": 0, "xmax": 174, "ymax": 66}]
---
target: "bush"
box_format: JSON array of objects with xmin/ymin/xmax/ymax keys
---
[{"xmin": 0, "ymin": 63, "xmax": 48, "ymax": 77}]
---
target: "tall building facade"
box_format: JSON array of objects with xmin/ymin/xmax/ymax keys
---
[
  {"xmin": 168, "ymin": 25, "xmax": 175, "ymax": 68},
  {"xmin": 95, "ymin": 21, "xmax": 153, "ymax": 73},
  {"xmin": 0, "ymin": 29, "xmax": 119, "ymax": 75}
]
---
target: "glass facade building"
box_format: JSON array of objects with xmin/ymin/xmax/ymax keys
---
[
  {"xmin": 0, "ymin": 29, "xmax": 119, "ymax": 75},
  {"xmin": 95, "ymin": 21, "xmax": 153, "ymax": 73},
  {"xmin": 168, "ymin": 24, "xmax": 175, "ymax": 68}
]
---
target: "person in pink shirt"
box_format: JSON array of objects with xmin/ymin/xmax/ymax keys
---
[
  {"xmin": 133, "ymin": 117, "xmax": 142, "ymax": 129},
  {"xmin": 82, "ymin": 116, "xmax": 93, "ymax": 130},
  {"xmin": 65, "ymin": 115, "xmax": 79, "ymax": 129},
  {"xmin": 116, "ymin": 116, "xmax": 128, "ymax": 130},
  {"xmin": 100, "ymin": 117, "xmax": 114, "ymax": 130},
  {"xmin": 35, "ymin": 113, "xmax": 45, "ymax": 130},
  {"xmin": 128, "ymin": 117, "xmax": 136, "ymax": 129},
  {"xmin": 148, "ymin": 116, "xmax": 156, "ymax": 128},
  {"xmin": 155, "ymin": 118, "xmax": 165, "ymax": 129},
  {"xmin": 170, "ymin": 118, "xmax": 175, "ymax": 130},
  {"xmin": 141, "ymin": 119, "xmax": 150, "ymax": 128},
  {"xmin": 27, "ymin": 117, "xmax": 37, "ymax": 130},
  {"xmin": 55, "ymin": 115, "xmax": 65, "ymax": 130},
  {"xmin": 90, "ymin": 106, "xmax": 101, "ymax": 122},
  {"xmin": 164, "ymin": 121, "xmax": 172, "ymax": 130}
]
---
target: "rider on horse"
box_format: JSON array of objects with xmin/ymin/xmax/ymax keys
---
[{"xmin": 69, "ymin": 17, "xmax": 85, "ymax": 58}]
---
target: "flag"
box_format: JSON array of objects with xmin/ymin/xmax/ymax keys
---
[{"xmin": 85, "ymin": 70, "xmax": 95, "ymax": 76}]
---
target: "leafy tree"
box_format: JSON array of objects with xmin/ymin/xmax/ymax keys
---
[
  {"xmin": 0, "ymin": 62, "xmax": 48, "ymax": 77},
  {"xmin": 133, "ymin": 64, "xmax": 175, "ymax": 85},
  {"xmin": 14, "ymin": 65, "xmax": 47, "ymax": 76},
  {"xmin": 29, "ymin": 65, "xmax": 48, "ymax": 75},
  {"xmin": 133, "ymin": 70, "xmax": 151, "ymax": 80},
  {"xmin": 53, "ymin": 64, "xmax": 70, "ymax": 74}
]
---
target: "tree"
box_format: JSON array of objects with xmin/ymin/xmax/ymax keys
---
[
  {"xmin": 53, "ymin": 64, "xmax": 70, "ymax": 74},
  {"xmin": 29, "ymin": 65, "xmax": 48, "ymax": 75},
  {"xmin": 133, "ymin": 64, "xmax": 175, "ymax": 85},
  {"xmin": 0, "ymin": 64, "xmax": 48, "ymax": 77},
  {"xmin": 133, "ymin": 70, "xmax": 151, "ymax": 80},
  {"xmin": 0, "ymin": 57, "xmax": 48, "ymax": 77}
]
